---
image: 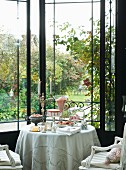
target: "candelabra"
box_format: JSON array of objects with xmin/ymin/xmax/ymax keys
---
[
  {"xmin": 38, "ymin": 93, "xmax": 46, "ymax": 123},
  {"xmin": 39, "ymin": 93, "xmax": 45, "ymax": 115},
  {"xmin": 38, "ymin": 93, "xmax": 54, "ymax": 121}
]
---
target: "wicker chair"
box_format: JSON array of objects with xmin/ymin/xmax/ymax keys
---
[
  {"xmin": 0, "ymin": 144, "xmax": 23, "ymax": 170},
  {"xmin": 79, "ymin": 124, "xmax": 126, "ymax": 170}
]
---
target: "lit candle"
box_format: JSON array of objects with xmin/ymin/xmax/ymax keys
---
[
  {"xmin": 50, "ymin": 78, "xmax": 52, "ymax": 95},
  {"xmin": 38, "ymin": 79, "xmax": 41, "ymax": 96}
]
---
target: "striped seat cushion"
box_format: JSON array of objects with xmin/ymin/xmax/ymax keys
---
[
  {"xmin": 0, "ymin": 150, "xmax": 21, "ymax": 166},
  {"xmin": 81, "ymin": 152, "xmax": 120, "ymax": 169}
]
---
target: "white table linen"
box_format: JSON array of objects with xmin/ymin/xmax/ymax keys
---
[
  {"xmin": 15, "ymin": 124, "xmax": 100, "ymax": 170},
  {"xmin": 56, "ymin": 126, "xmax": 81, "ymax": 135}
]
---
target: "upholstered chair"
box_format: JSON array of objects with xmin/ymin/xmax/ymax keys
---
[
  {"xmin": 0, "ymin": 144, "xmax": 23, "ymax": 170},
  {"xmin": 79, "ymin": 124, "xmax": 126, "ymax": 170}
]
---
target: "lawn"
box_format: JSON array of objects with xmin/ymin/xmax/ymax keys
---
[
  {"xmin": 54, "ymin": 93, "xmax": 90, "ymax": 102},
  {"xmin": 68, "ymin": 94, "xmax": 90, "ymax": 102}
]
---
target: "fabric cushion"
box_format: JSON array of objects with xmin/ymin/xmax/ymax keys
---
[
  {"xmin": 105, "ymin": 148, "xmax": 121, "ymax": 164},
  {"xmin": 81, "ymin": 152, "xmax": 120, "ymax": 169}
]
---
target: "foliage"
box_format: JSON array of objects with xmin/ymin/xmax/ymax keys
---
[
  {"xmin": 0, "ymin": 18, "xmax": 115, "ymax": 126},
  {"xmin": 46, "ymin": 44, "xmax": 84, "ymax": 95},
  {"xmin": 54, "ymin": 20, "xmax": 115, "ymax": 126},
  {"xmin": 55, "ymin": 21, "xmax": 101, "ymax": 102}
]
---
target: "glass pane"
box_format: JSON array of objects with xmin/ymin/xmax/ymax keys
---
[
  {"xmin": 46, "ymin": 1, "xmax": 100, "ymax": 126},
  {"xmin": 18, "ymin": 1, "xmax": 27, "ymax": 129},
  {"xmin": 105, "ymin": 0, "xmax": 116, "ymax": 131},
  {"xmin": 92, "ymin": 2, "xmax": 100, "ymax": 127},
  {"xmin": 0, "ymin": 0, "xmax": 17, "ymax": 131},
  {"xmin": 31, "ymin": 0, "xmax": 39, "ymax": 115},
  {"xmin": 0, "ymin": 0, "xmax": 27, "ymax": 131}
]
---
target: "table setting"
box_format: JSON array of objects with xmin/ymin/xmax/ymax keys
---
[
  {"xmin": 16, "ymin": 95, "xmax": 100, "ymax": 170},
  {"xmin": 28, "ymin": 93, "xmax": 88, "ymax": 135},
  {"xmin": 28, "ymin": 111, "xmax": 88, "ymax": 135},
  {"xmin": 15, "ymin": 121, "xmax": 100, "ymax": 170}
]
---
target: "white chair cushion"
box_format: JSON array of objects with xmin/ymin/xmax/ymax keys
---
[
  {"xmin": 79, "ymin": 166, "xmax": 110, "ymax": 170},
  {"xmin": 81, "ymin": 152, "xmax": 120, "ymax": 169},
  {"xmin": 0, "ymin": 150, "xmax": 21, "ymax": 166},
  {"xmin": 0, "ymin": 165, "xmax": 23, "ymax": 170}
]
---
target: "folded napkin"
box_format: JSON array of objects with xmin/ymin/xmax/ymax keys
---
[{"xmin": 56, "ymin": 126, "xmax": 80, "ymax": 136}]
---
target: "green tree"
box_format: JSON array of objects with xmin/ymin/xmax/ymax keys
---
[{"xmin": 54, "ymin": 20, "xmax": 115, "ymax": 127}]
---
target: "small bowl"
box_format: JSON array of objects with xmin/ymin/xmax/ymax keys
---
[{"xmin": 29, "ymin": 116, "xmax": 43, "ymax": 126}]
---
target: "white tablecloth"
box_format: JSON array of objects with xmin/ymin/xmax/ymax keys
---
[{"xmin": 15, "ymin": 125, "xmax": 100, "ymax": 170}]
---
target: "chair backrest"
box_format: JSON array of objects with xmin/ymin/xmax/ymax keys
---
[{"xmin": 120, "ymin": 123, "xmax": 126, "ymax": 170}]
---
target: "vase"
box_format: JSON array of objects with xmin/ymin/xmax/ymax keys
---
[{"xmin": 56, "ymin": 96, "xmax": 67, "ymax": 115}]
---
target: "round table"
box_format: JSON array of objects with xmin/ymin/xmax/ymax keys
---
[{"xmin": 15, "ymin": 124, "xmax": 100, "ymax": 170}]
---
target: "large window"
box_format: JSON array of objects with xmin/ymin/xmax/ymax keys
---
[
  {"xmin": 45, "ymin": 0, "xmax": 116, "ymax": 130},
  {"xmin": 0, "ymin": 0, "xmax": 116, "ymax": 132}
]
